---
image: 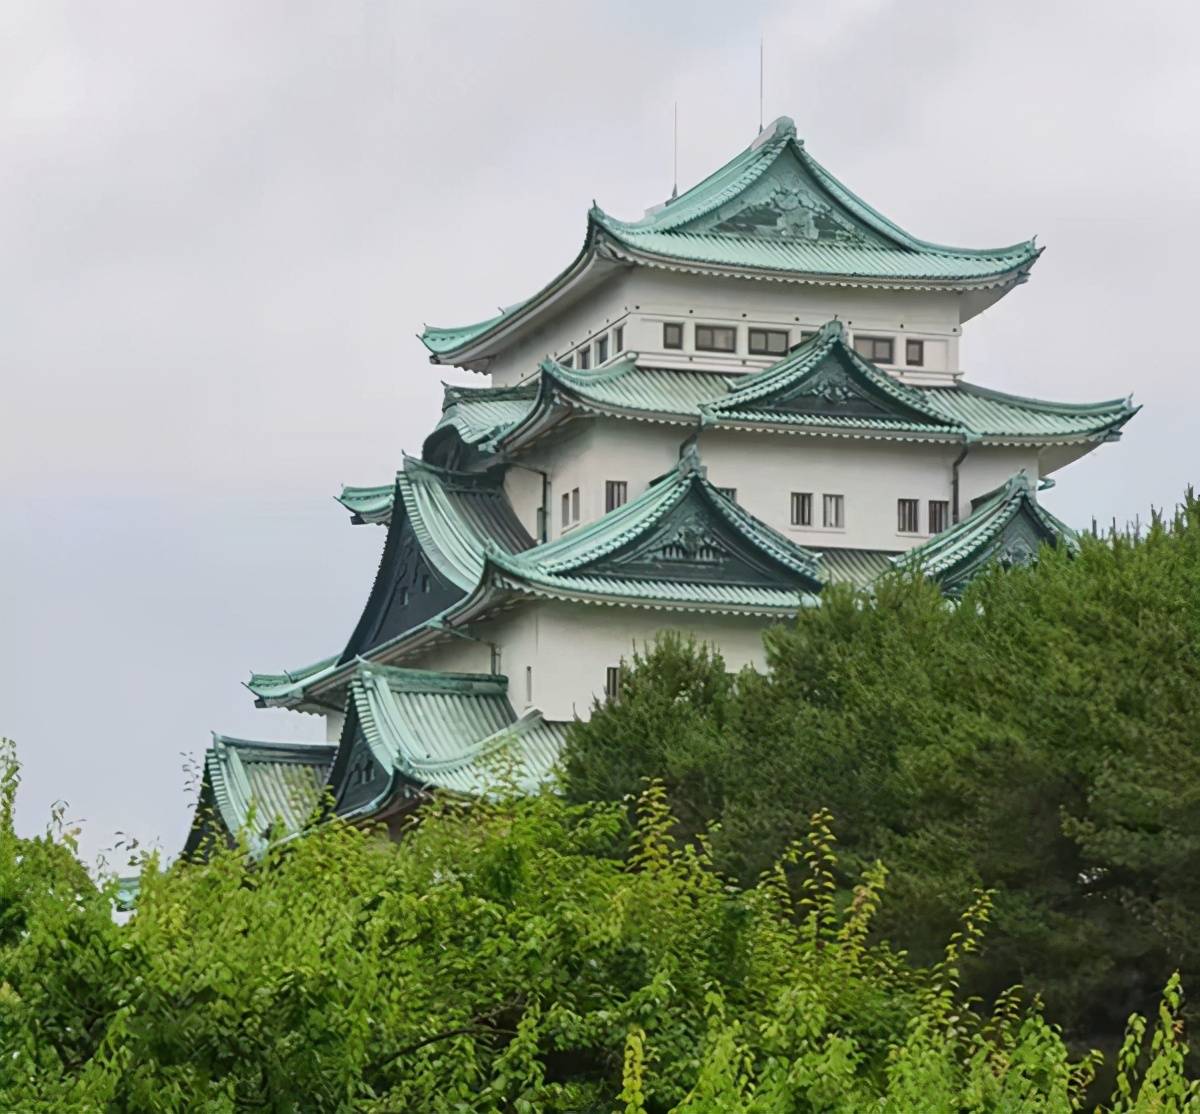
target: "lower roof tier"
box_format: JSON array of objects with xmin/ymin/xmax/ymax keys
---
[
  {"xmin": 252, "ymin": 457, "xmax": 1073, "ymax": 715},
  {"xmin": 186, "ymin": 666, "xmax": 567, "ymax": 856},
  {"xmin": 419, "ymin": 320, "xmax": 1135, "ymax": 469}
]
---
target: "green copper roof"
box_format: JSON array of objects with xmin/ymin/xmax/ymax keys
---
[
  {"xmin": 183, "ymin": 735, "xmax": 335, "ymax": 856},
  {"xmin": 493, "ymin": 322, "xmax": 1136, "ymax": 450},
  {"xmin": 336, "ymin": 483, "xmax": 395, "ymax": 525},
  {"xmin": 331, "ymin": 664, "xmax": 565, "ymax": 819},
  {"xmin": 481, "ymin": 448, "xmax": 823, "ymax": 614},
  {"xmin": 894, "ymin": 471, "xmax": 1075, "ymax": 596},
  {"xmin": 247, "ymin": 654, "xmax": 341, "ymax": 707},
  {"xmin": 816, "ymin": 547, "xmax": 900, "ymax": 589},
  {"xmin": 399, "ymin": 458, "xmax": 534, "ymax": 589},
  {"xmin": 421, "ymin": 117, "xmax": 1039, "ymax": 363},
  {"xmin": 425, "ymin": 382, "xmax": 539, "ymax": 458}
]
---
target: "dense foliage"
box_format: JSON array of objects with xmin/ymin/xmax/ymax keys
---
[
  {"xmin": 0, "ymin": 751, "xmax": 1196, "ymax": 1109},
  {"xmin": 564, "ymin": 494, "xmax": 1200, "ymax": 1063}
]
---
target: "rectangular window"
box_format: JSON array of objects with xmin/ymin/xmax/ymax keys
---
[
  {"xmin": 929, "ymin": 499, "xmax": 949, "ymax": 534},
  {"xmin": 605, "ymin": 480, "xmax": 628, "ymax": 512},
  {"xmin": 525, "ymin": 665, "xmax": 533, "ymax": 704},
  {"xmin": 578, "ymin": 346, "xmax": 591, "ymax": 370},
  {"xmin": 790, "ymin": 491, "xmax": 813, "ymax": 527},
  {"xmin": 663, "ymin": 321, "xmax": 684, "ymax": 349},
  {"xmin": 605, "ymin": 666, "xmax": 623, "ymax": 704},
  {"xmin": 614, "ymin": 325, "xmax": 624, "ymax": 352},
  {"xmin": 748, "ymin": 327, "xmax": 789, "ymax": 356},
  {"xmin": 717, "ymin": 486, "xmax": 737, "ymax": 502},
  {"xmin": 906, "ymin": 339, "xmax": 925, "ymax": 367},
  {"xmin": 823, "ymin": 494, "xmax": 845, "ymax": 529},
  {"xmin": 695, "ymin": 324, "xmax": 737, "ymax": 352},
  {"xmin": 595, "ymin": 335, "xmax": 609, "ymax": 364},
  {"xmin": 490, "ymin": 643, "xmax": 502, "ymax": 675},
  {"xmin": 853, "ymin": 335, "xmax": 894, "ymax": 364},
  {"xmin": 561, "ymin": 492, "xmax": 570, "ymax": 528},
  {"xmin": 897, "ymin": 498, "xmax": 920, "ymax": 533},
  {"xmin": 560, "ymin": 354, "xmax": 573, "ymax": 368},
  {"xmin": 571, "ymin": 487, "xmax": 580, "ymax": 522}
]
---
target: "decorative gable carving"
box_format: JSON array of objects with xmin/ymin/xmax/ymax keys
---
[
  {"xmin": 692, "ymin": 154, "xmax": 878, "ymax": 245},
  {"xmin": 594, "ymin": 489, "xmax": 806, "ymax": 588}
]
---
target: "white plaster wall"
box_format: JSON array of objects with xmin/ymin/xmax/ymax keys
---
[
  {"xmin": 485, "ymin": 267, "xmax": 965, "ymax": 386},
  {"xmin": 957, "ymin": 446, "xmax": 1042, "ymax": 517},
  {"xmin": 510, "ymin": 417, "xmax": 1044, "ymax": 552},
  {"xmin": 403, "ymin": 600, "xmax": 775, "ymax": 724},
  {"xmin": 325, "ymin": 710, "xmax": 345, "ymax": 743}
]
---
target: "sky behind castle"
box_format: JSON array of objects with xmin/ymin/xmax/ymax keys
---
[{"xmin": 3, "ymin": 0, "xmax": 1198, "ymax": 863}]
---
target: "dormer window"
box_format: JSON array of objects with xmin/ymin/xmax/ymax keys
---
[
  {"xmin": 854, "ymin": 335, "xmax": 894, "ymax": 364},
  {"xmin": 696, "ymin": 325, "xmax": 736, "ymax": 353},
  {"xmin": 663, "ymin": 322, "xmax": 684, "ymax": 349},
  {"xmin": 748, "ymin": 328, "xmax": 789, "ymax": 356}
]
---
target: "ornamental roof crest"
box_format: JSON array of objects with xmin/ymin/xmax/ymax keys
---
[{"xmin": 707, "ymin": 164, "xmax": 871, "ymax": 243}]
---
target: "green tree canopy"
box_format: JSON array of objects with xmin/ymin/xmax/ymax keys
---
[
  {"xmin": 564, "ymin": 493, "xmax": 1200, "ymax": 1060},
  {"xmin": 2, "ymin": 744, "xmax": 1197, "ymax": 1110}
]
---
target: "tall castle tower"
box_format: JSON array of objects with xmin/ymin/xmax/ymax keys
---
[{"xmin": 185, "ymin": 118, "xmax": 1136, "ymax": 851}]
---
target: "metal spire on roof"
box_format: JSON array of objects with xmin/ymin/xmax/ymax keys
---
[
  {"xmin": 759, "ymin": 35, "xmax": 764, "ymax": 134},
  {"xmin": 671, "ymin": 101, "xmax": 678, "ymax": 200}
]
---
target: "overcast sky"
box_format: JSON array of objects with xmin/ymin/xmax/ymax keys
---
[{"xmin": 3, "ymin": 0, "xmax": 1198, "ymax": 865}]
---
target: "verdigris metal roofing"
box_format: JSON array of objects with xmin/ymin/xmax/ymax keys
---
[
  {"xmin": 351, "ymin": 664, "xmax": 565, "ymax": 799},
  {"xmin": 817, "ymin": 547, "xmax": 899, "ymax": 589},
  {"xmin": 421, "ymin": 117, "xmax": 1039, "ymax": 362},
  {"xmin": 493, "ymin": 322, "xmax": 1136, "ymax": 448},
  {"xmin": 200, "ymin": 735, "xmax": 334, "ymax": 847},
  {"xmin": 894, "ymin": 471, "xmax": 1075, "ymax": 595}
]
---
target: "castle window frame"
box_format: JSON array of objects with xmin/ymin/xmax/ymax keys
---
[
  {"xmin": 823, "ymin": 493, "xmax": 845, "ymax": 529},
  {"xmin": 790, "ymin": 491, "xmax": 813, "ymax": 527},
  {"xmin": 897, "ymin": 498, "xmax": 920, "ymax": 534},
  {"xmin": 605, "ymin": 480, "xmax": 628, "ymax": 512},
  {"xmin": 595, "ymin": 335, "xmax": 609, "ymax": 364},
  {"xmin": 906, "ymin": 339, "xmax": 925, "ymax": 367},
  {"xmin": 663, "ymin": 322, "xmax": 684, "ymax": 349},
  {"xmin": 748, "ymin": 327, "xmax": 789, "ymax": 356},
  {"xmin": 695, "ymin": 324, "xmax": 737, "ymax": 353},
  {"xmin": 578, "ymin": 346, "xmax": 591, "ymax": 370},
  {"xmin": 929, "ymin": 499, "xmax": 950, "ymax": 534},
  {"xmin": 854, "ymin": 335, "xmax": 894, "ymax": 364}
]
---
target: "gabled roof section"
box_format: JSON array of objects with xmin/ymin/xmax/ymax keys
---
[
  {"xmin": 492, "ymin": 324, "xmax": 1137, "ymax": 450},
  {"xmin": 419, "ymin": 116, "xmax": 1040, "ymax": 369},
  {"xmin": 894, "ymin": 471, "xmax": 1076, "ymax": 596},
  {"xmin": 592, "ymin": 117, "xmax": 1038, "ymax": 289},
  {"xmin": 483, "ymin": 449, "xmax": 823, "ymax": 612},
  {"xmin": 183, "ymin": 735, "xmax": 335, "ymax": 857},
  {"xmin": 703, "ymin": 320, "xmax": 959, "ymax": 434},
  {"xmin": 329, "ymin": 664, "xmax": 565, "ymax": 820}
]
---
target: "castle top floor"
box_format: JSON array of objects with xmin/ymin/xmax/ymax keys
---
[{"xmin": 419, "ymin": 117, "xmax": 1040, "ymax": 388}]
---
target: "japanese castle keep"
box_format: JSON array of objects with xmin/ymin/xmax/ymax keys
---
[{"xmin": 184, "ymin": 116, "xmax": 1137, "ymax": 852}]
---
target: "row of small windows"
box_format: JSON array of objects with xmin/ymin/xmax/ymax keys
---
[
  {"xmin": 663, "ymin": 322, "xmax": 924, "ymax": 366},
  {"xmin": 567, "ymin": 483, "xmax": 948, "ymax": 537},
  {"xmin": 789, "ymin": 492, "xmax": 845, "ymax": 529},
  {"xmin": 853, "ymin": 335, "xmax": 925, "ymax": 367},
  {"xmin": 899, "ymin": 498, "xmax": 950, "ymax": 534},
  {"xmin": 562, "ymin": 324, "xmax": 624, "ymax": 371}
]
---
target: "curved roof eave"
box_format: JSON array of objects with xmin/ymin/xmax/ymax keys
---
[{"xmin": 420, "ymin": 221, "xmax": 621, "ymax": 368}]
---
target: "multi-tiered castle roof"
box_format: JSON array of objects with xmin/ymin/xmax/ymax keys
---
[{"xmin": 183, "ymin": 117, "xmax": 1137, "ymax": 855}]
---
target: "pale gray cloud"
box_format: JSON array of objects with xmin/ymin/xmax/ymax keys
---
[{"xmin": 3, "ymin": 0, "xmax": 1196, "ymax": 861}]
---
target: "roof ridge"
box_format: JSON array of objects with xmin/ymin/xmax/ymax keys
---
[{"xmin": 948, "ymin": 380, "xmax": 1136, "ymax": 415}]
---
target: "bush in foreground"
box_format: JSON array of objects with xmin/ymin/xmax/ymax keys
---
[{"xmin": 0, "ymin": 747, "xmax": 1197, "ymax": 1111}]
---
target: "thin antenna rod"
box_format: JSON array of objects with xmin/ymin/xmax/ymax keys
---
[
  {"xmin": 758, "ymin": 36, "xmax": 764, "ymax": 133},
  {"xmin": 672, "ymin": 102, "xmax": 678, "ymax": 199}
]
